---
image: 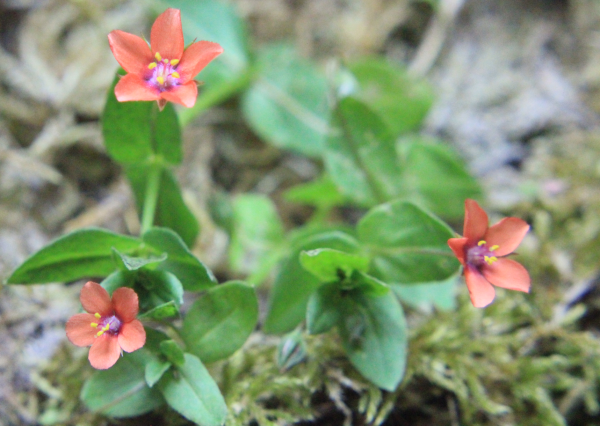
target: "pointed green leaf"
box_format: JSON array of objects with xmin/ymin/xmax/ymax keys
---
[
  {"xmin": 181, "ymin": 281, "xmax": 258, "ymax": 363},
  {"xmin": 393, "ymin": 276, "xmax": 458, "ymax": 311},
  {"xmin": 158, "ymin": 353, "xmax": 227, "ymax": 426},
  {"xmin": 143, "ymin": 227, "xmax": 216, "ymax": 291},
  {"xmin": 358, "ymin": 201, "xmax": 459, "ymax": 284},
  {"xmin": 339, "ymin": 291, "xmax": 407, "ymax": 391},
  {"xmin": 81, "ymin": 350, "xmax": 164, "ymax": 417},
  {"xmin": 7, "ymin": 228, "xmax": 141, "ymax": 284}
]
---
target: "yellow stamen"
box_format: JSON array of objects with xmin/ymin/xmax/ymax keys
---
[
  {"xmin": 90, "ymin": 322, "xmax": 98, "ymax": 328},
  {"xmin": 171, "ymin": 71, "xmax": 180, "ymax": 78},
  {"xmin": 163, "ymin": 58, "xmax": 169, "ymax": 63},
  {"xmin": 157, "ymin": 76, "xmax": 165, "ymax": 85},
  {"xmin": 94, "ymin": 313, "xmax": 101, "ymax": 319},
  {"xmin": 170, "ymin": 59, "xmax": 179, "ymax": 66},
  {"xmin": 490, "ymin": 245, "xmax": 499, "ymax": 251},
  {"xmin": 148, "ymin": 62, "xmax": 157, "ymax": 69},
  {"xmin": 484, "ymin": 256, "xmax": 498, "ymax": 265},
  {"xmin": 97, "ymin": 330, "xmax": 104, "ymax": 336},
  {"xmin": 155, "ymin": 52, "xmax": 162, "ymax": 61},
  {"xmin": 478, "ymin": 240, "xmax": 486, "ymax": 246}
]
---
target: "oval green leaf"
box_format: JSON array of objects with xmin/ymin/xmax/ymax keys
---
[
  {"xmin": 181, "ymin": 281, "xmax": 258, "ymax": 363},
  {"xmin": 157, "ymin": 353, "xmax": 227, "ymax": 426},
  {"xmin": 242, "ymin": 45, "xmax": 330, "ymax": 157},
  {"xmin": 357, "ymin": 201, "xmax": 459, "ymax": 284}
]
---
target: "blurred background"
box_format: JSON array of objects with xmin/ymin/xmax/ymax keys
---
[{"xmin": 2, "ymin": 0, "xmax": 600, "ymax": 425}]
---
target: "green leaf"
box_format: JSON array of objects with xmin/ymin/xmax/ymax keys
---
[
  {"xmin": 397, "ymin": 138, "xmax": 481, "ymax": 219},
  {"xmin": 300, "ymin": 248, "xmax": 369, "ymax": 282},
  {"xmin": 138, "ymin": 300, "xmax": 179, "ymax": 320},
  {"xmin": 145, "ymin": 359, "xmax": 172, "ymax": 388},
  {"xmin": 338, "ymin": 291, "xmax": 407, "ymax": 391},
  {"xmin": 160, "ymin": 340, "xmax": 186, "ymax": 367},
  {"xmin": 283, "ymin": 173, "xmax": 346, "ymax": 209},
  {"xmin": 6, "ymin": 228, "xmax": 141, "ymax": 284},
  {"xmin": 102, "ymin": 269, "xmax": 184, "ymax": 312},
  {"xmin": 181, "ymin": 281, "xmax": 258, "ymax": 363},
  {"xmin": 158, "ymin": 353, "xmax": 227, "ymax": 426},
  {"xmin": 263, "ymin": 231, "xmax": 361, "ymax": 334},
  {"xmin": 143, "ymin": 227, "xmax": 216, "ymax": 291},
  {"xmin": 277, "ymin": 329, "xmax": 307, "ymax": 371},
  {"xmin": 393, "ymin": 276, "xmax": 458, "ymax": 311},
  {"xmin": 165, "ymin": 0, "xmax": 251, "ymax": 124},
  {"xmin": 351, "ymin": 270, "xmax": 390, "ymax": 296},
  {"xmin": 229, "ymin": 194, "xmax": 285, "ymax": 279},
  {"xmin": 306, "ymin": 282, "xmax": 342, "ymax": 335},
  {"xmin": 135, "ymin": 270, "xmax": 184, "ymax": 310},
  {"xmin": 103, "ymin": 72, "xmax": 182, "ymax": 165},
  {"xmin": 127, "ymin": 164, "xmax": 199, "ymax": 248},
  {"xmin": 111, "ymin": 248, "xmax": 167, "ymax": 271},
  {"xmin": 348, "ymin": 58, "xmax": 434, "ymax": 137},
  {"xmin": 325, "ymin": 97, "xmax": 402, "ymax": 206},
  {"xmin": 358, "ymin": 201, "xmax": 459, "ymax": 284},
  {"xmin": 242, "ymin": 45, "xmax": 330, "ymax": 157},
  {"xmin": 81, "ymin": 350, "xmax": 164, "ymax": 417}
]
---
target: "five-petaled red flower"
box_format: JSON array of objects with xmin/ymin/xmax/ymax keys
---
[
  {"xmin": 448, "ymin": 199, "xmax": 531, "ymax": 308},
  {"xmin": 108, "ymin": 8, "xmax": 223, "ymax": 110},
  {"xmin": 66, "ymin": 281, "xmax": 146, "ymax": 369}
]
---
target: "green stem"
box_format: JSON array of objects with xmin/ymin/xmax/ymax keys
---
[{"xmin": 140, "ymin": 161, "xmax": 161, "ymax": 235}]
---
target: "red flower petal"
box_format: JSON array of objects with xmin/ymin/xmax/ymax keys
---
[
  {"xmin": 482, "ymin": 258, "xmax": 531, "ymax": 293},
  {"xmin": 463, "ymin": 199, "xmax": 488, "ymax": 240},
  {"xmin": 161, "ymin": 81, "xmax": 198, "ymax": 107},
  {"xmin": 88, "ymin": 335, "xmax": 121, "ymax": 369},
  {"xmin": 448, "ymin": 237, "xmax": 468, "ymax": 266},
  {"xmin": 80, "ymin": 282, "xmax": 112, "ymax": 316},
  {"xmin": 485, "ymin": 217, "xmax": 529, "ymax": 256},
  {"xmin": 65, "ymin": 313, "xmax": 98, "ymax": 347},
  {"xmin": 114, "ymin": 74, "xmax": 161, "ymax": 102},
  {"xmin": 112, "ymin": 287, "xmax": 139, "ymax": 323},
  {"xmin": 108, "ymin": 30, "xmax": 153, "ymax": 75},
  {"xmin": 118, "ymin": 320, "xmax": 146, "ymax": 353},
  {"xmin": 177, "ymin": 41, "xmax": 223, "ymax": 82},
  {"xmin": 151, "ymin": 8, "xmax": 184, "ymax": 61},
  {"xmin": 464, "ymin": 266, "xmax": 495, "ymax": 308}
]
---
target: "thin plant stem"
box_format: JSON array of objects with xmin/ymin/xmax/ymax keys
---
[{"xmin": 140, "ymin": 160, "xmax": 161, "ymax": 235}]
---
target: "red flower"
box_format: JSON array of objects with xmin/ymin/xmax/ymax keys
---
[
  {"xmin": 108, "ymin": 8, "xmax": 223, "ymax": 110},
  {"xmin": 66, "ymin": 282, "xmax": 146, "ymax": 369},
  {"xmin": 448, "ymin": 199, "xmax": 531, "ymax": 308}
]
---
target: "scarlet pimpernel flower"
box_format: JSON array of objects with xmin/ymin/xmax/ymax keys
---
[
  {"xmin": 66, "ymin": 281, "xmax": 146, "ymax": 369},
  {"xmin": 448, "ymin": 199, "xmax": 531, "ymax": 308},
  {"xmin": 108, "ymin": 8, "xmax": 223, "ymax": 110}
]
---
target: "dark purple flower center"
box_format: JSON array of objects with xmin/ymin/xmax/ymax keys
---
[
  {"xmin": 91, "ymin": 313, "xmax": 122, "ymax": 337},
  {"xmin": 466, "ymin": 240, "xmax": 499, "ymax": 268},
  {"xmin": 147, "ymin": 52, "xmax": 181, "ymax": 91}
]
